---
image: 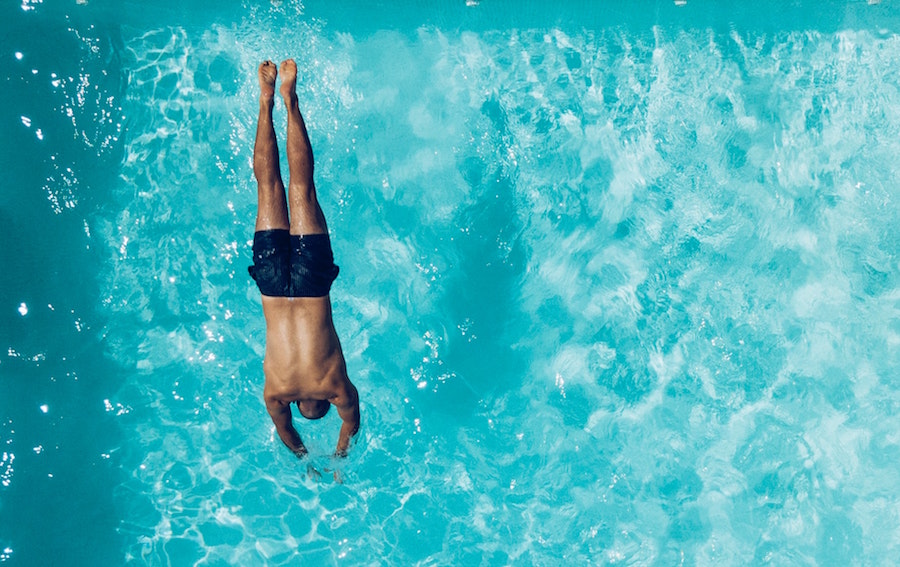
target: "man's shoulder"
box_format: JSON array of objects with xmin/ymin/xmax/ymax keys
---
[{"xmin": 327, "ymin": 374, "xmax": 358, "ymax": 408}]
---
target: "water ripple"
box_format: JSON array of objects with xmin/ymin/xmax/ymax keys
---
[{"xmin": 99, "ymin": 13, "xmax": 900, "ymax": 565}]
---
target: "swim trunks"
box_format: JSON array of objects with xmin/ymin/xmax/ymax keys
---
[{"xmin": 248, "ymin": 229, "xmax": 340, "ymax": 297}]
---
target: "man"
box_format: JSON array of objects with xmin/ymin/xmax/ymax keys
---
[{"xmin": 248, "ymin": 59, "xmax": 360, "ymax": 458}]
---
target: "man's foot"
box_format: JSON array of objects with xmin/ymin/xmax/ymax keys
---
[
  {"xmin": 279, "ymin": 59, "xmax": 298, "ymax": 101},
  {"xmin": 259, "ymin": 60, "xmax": 277, "ymax": 101}
]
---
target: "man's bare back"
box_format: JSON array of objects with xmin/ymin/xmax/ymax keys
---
[{"xmin": 250, "ymin": 59, "xmax": 359, "ymax": 458}]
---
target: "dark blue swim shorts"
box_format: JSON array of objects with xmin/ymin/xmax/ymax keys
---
[{"xmin": 248, "ymin": 229, "xmax": 340, "ymax": 297}]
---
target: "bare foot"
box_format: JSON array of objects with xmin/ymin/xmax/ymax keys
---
[
  {"xmin": 258, "ymin": 60, "xmax": 277, "ymax": 101},
  {"xmin": 279, "ymin": 59, "xmax": 298, "ymax": 101}
]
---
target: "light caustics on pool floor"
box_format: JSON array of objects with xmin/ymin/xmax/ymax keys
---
[{"xmin": 6, "ymin": 2, "xmax": 900, "ymax": 565}]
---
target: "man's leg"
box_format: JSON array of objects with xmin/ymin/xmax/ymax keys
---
[
  {"xmin": 254, "ymin": 61, "xmax": 289, "ymax": 232},
  {"xmin": 279, "ymin": 59, "xmax": 328, "ymax": 236}
]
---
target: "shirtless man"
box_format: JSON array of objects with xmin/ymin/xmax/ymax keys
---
[{"xmin": 249, "ymin": 59, "xmax": 359, "ymax": 458}]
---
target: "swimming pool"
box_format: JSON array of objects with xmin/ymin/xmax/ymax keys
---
[{"xmin": 3, "ymin": 0, "xmax": 900, "ymax": 564}]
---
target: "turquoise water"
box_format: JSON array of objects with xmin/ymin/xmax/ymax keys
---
[{"xmin": 3, "ymin": 0, "xmax": 900, "ymax": 564}]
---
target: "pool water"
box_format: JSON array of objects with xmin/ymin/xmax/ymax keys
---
[{"xmin": 3, "ymin": 0, "xmax": 900, "ymax": 564}]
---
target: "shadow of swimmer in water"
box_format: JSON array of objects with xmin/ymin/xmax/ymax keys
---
[{"xmin": 248, "ymin": 59, "xmax": 360, "ymax": 481}]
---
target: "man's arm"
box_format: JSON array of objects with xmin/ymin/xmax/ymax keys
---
[
  {"xmin": 265, "ymin": 397, "xmax": 307, "ymax": 457},
  {"xmin": 333, "ymin": 383, "xmax": 360, "ymax": 457}
]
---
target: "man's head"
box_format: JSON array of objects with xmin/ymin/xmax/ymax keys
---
[{"xmin": 297, "ymin": 399, "xmax": 330, "ymax": 420}]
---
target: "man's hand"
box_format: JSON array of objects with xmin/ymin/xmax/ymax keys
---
[
  {"xmin": 265, "ymin": 396, "xmax": 307, "ymax": 455},
  {"xmin": 306, "ymin": 463, "xmax": 322, "ymax": 481},
  {"xmin": 333, "ymin": 383, "xmax": 360, "ymax": 457}
]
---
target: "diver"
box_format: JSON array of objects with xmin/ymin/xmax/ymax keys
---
[{"xmin": 248, "ymin": 59, "xmax": 360, "ymax": 460}]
